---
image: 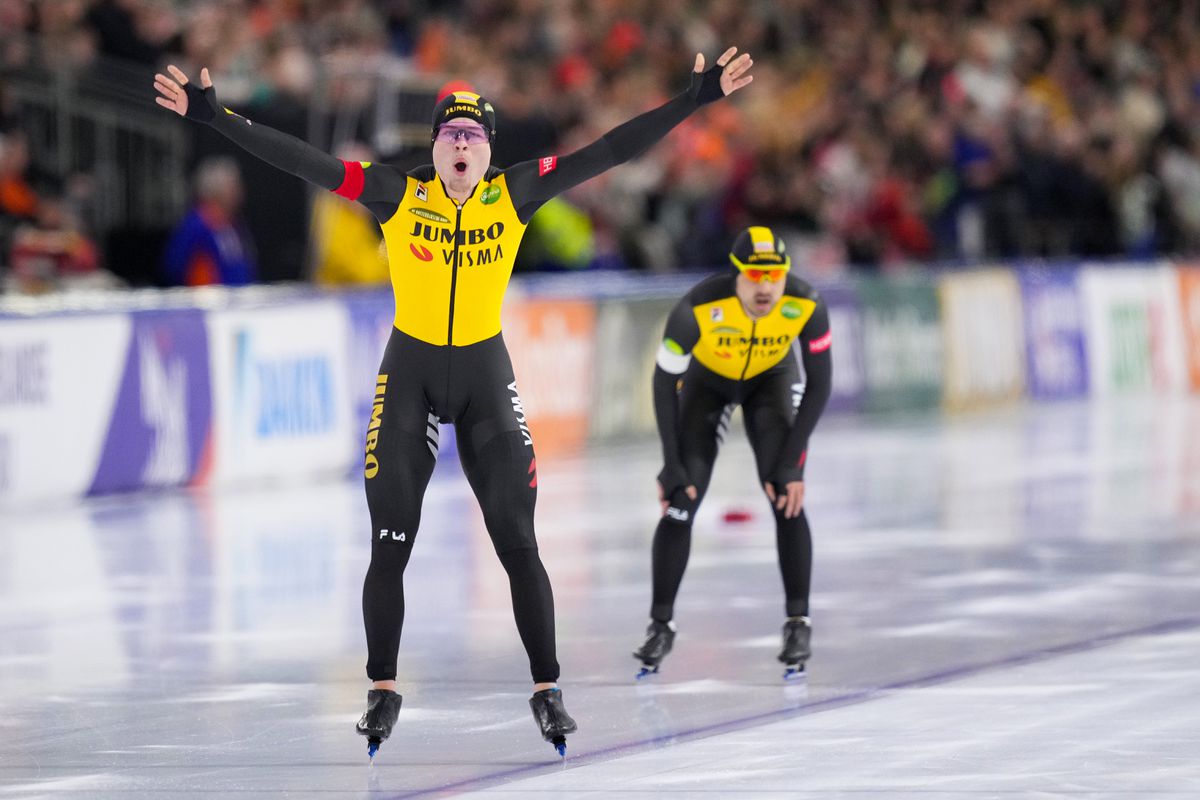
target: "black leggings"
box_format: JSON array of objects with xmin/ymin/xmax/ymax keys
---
[
  {"xmin": 362, "ymin": 329, "xmax": 559, "ymax": 683},
  {"xmin": 651, "ymin": 367, "xmax": 813, "ymax": 623}
]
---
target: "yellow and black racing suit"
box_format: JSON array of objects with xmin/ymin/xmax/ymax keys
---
[
  {"xmin": 185, "ymin": 64, "xmax": 731, "ymax": 683},
  {"xmin": 649, "ymin": 272, "xmax": 832, "ymax": 623}
]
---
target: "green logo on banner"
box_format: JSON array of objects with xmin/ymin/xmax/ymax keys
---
[
  {"xmin": 409, "ymin": 207, "xmax": 450, "ymax": 224},
  {"xmin": 1110, "ymin": 304, "xmax": 1152, "ymax": 389},
  {"xmin": 781, "ymin": 301, "xmax": 802, "ymax": 319},
  {"xmin": 480, "ymin": 185, "xmax": 502, "ymax": 205}
]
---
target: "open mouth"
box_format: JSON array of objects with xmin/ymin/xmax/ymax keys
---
[{"xmin": 454, "ymin": 160, "xmax": 468, "ymax": 174}]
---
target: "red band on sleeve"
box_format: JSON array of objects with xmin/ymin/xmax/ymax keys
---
[
  {"xmin": 797, "ymin": 450, "xmax": 807, "ymax": 468},
  {"xmin": 808, "ymin": 330, "xmax": 832, "ymax": 354},
  {"xmin": 334, "ymin": 160, "xmax": 365, "ymax": 200}
]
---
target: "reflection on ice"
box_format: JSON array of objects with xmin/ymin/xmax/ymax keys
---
[{"xmin": 1, "ymin": 398, "xmax": 1199, "ymax": 797}]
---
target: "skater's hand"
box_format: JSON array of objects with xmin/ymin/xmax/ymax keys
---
[
  {"xmin": 656, "ymin": 464, "xmax": 695, "ymax": 514},
  {"xmin": 690, "ymin": 47, "xmax": 754, "ymax": 105},
  {"xmin": 154, "ymin": 65, "xmax": 217, "ymax": 122},
  {"xmin": 657, "ymin": 480, "xmax": 697, "ymax": 515},
  {"xmin": 765, "ymin": 480, "xmax": 804, "ymax": 519}
]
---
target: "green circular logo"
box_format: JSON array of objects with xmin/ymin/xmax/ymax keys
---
[
  {"xmin": 480, "ymin": 185, "xmax": 501, "ymax": 205},
  {"xmin": 781, "ymin": 301, "xmax": 802, "ymax": 320}
]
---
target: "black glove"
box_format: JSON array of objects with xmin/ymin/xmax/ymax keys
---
[
  {"xmin": 657, "ymin": 463, "xmax": 692, "ymax": 501},
  {"xmin": 768, "ymin": 465, "xmax": 804, "ymax": 491},
  {"xmin": 183, "ymin": 82, "xmax": 219, "ymax": 124},
  {"xmin": 688, "ymin": 61, "xmax": 726, "ymax": 106}
]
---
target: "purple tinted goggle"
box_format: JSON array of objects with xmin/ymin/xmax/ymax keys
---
[{"xmin": 434, "ymin": 124, "xmax": 489, "ymax": 145}]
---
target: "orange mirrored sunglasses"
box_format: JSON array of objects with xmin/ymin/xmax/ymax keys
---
[{"xmin": 743, "ymin": 267, "xmax": 787, "ymax": 283}]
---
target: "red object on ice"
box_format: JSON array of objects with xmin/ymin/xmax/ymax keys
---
[{"xmin": 722, "ymin": 508, "xmax": 754, "ymax": 523}]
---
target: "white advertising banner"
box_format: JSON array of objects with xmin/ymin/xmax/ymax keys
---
[
  {"xmin": 206, "ymin": 301, "xmax": 355, "ymax": 484},
  {"xmin": 1079, "ymin": 264, "xmax": 1187, "ymax": 393},
  {"xmin": 0, "ymin": 315, "xmax": 130, "ymax": 505},
  {"xmin": 940, "ymin": 269, "xmax": 1026, "ymax": 409}
]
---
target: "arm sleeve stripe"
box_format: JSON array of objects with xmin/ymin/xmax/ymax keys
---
[
  {"xmin": 656, "ymin": 343, "xmax": 692, "ymax": 375},
  {"xmin": 334, "ymin": 160, "xmax": 365, "ymax": 200},
  {"xmin": 808, "ymin": 330, "xmax": 832, "ymax": 353}
]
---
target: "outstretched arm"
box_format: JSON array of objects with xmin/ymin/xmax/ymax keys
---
[
  {"xmin": 154, "ymin": 66, "xmax": 404, "ymax": 216},
  {"xmin": 504, "ymin": 48, "xmax": 754, "ymax": 223}
]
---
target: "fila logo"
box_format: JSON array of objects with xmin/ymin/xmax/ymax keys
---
[
  {"xmin": 379, "ymin": 529, "xmax": 407, "ymax": 541},
  {"xmin": 415, "ymin": 183, "xmax": 428, "ymax": 202},
  {"xmin": 665, "ymin": 507, "xmax": 689, "ymax": 522},
  {"xmin": 538, "ymin": 155, "xmax": 558, "ymax": 176}
]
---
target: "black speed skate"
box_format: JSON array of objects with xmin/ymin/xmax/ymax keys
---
[
  {"xmin": 633, "ymin": 620, "xmax": 676, "ymax": 679},
  {"xmin": 356, "ymin": 689, "xmax": 403, "ymax": 759},
  {"xmin": 778, "ymin": 617, "xmax": 812, "ymax": 680},
  {"xmin": 529, "ymin": 688, "xmax": 577, "ymax": 757}
]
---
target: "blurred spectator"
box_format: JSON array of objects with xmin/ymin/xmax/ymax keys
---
[
  {"xmin": 84, "ymin": 0, "xmax": 164, "ymax": 65},
  {"xmin": 7, "ymin": 195, "xmax": 105, "ymax": 294},
  {"xmin": 7, "ymin": 0, "xmax": 1200, "ymax": 273},
  {"xmin": 0, "ymin": 129, "xmax": 37, "ymax": 221},
  {"xmin": 0, "ymin": 129, "xmax": 40, "ymax": 269},
  {"xmin": 163, "ymin": 156, "xmax": 256, "ymax": 286},
  {"xmin": 310, "ymin": 142, "xmax": 388, "ymax": 286}
]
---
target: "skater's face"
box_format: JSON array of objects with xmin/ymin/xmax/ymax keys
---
[
  {"xmin": 736, "ymin": 270, "xmax": 786, "ymax": 318},
  {"xmin": 432, "ymin": 121, "xmax": 492, "ymax": 199}
]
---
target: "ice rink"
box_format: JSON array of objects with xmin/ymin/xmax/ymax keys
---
[{"xmin": 3, "ymin": 397, "xmax": 1200, "ymax": 799}]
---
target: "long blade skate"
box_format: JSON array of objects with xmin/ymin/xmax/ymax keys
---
[
  {"xmin": 778, "ymin": 617, "xmax": 812, "ymax": 681},
  {"xmin": 355, "ymin": 689, "xmax": 403, "ymax": 759},
  {"xmin": 529, "ymin": 687, "xmax": 577, "ymax": 758},
  {"xmin": 782, "ymin": 662, "xmax": 807, "ymax": 681},
  {"xmin": 632, "ymin": 620, "xmax": 676, "ymax": 680}
]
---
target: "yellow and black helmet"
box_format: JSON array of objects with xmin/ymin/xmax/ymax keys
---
[
  {"xmin": 431, "ymin": 90, "xmax": 497, "ymax": 144},
  {"xmin": 729, "ymin": 226, "xmax": 791, "ymax": 273}
]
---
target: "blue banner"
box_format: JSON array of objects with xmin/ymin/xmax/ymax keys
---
[
  {"xmin": 89, "ymin": 310, "xmax": 212, "ymax": 495},
  {"xmin": 1019, "ymin": 267, "xmax": 1089, "ymax": 399}
]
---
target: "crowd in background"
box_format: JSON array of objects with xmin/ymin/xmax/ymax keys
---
[{"xmin": 4, "ymin": 0, "xmax": 1200, "ymax": 290}]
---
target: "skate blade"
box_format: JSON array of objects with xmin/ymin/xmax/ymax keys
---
[
  {"xmin": 367, "ymin": 737, "xmax": 380, "ymax": 759},
  {"xmin": 552, "ymin": 736, "xmax": 566, "ymax": 757},
  {"xmin": 782, "ymin": 665, "xmax": 807, "ymax": 681},
  {"xmin": 635, "ymin": 664, "xmax": 660, "ymax": 680}
]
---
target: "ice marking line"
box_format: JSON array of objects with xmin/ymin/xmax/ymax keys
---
[{"xmin": 384, "ymin": 614, "xmax": 1200, "ymax": 799}]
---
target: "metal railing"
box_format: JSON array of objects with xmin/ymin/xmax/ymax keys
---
[{"xmin": 2, "ymin": 41, "xmax": 189, "ymax": 235}]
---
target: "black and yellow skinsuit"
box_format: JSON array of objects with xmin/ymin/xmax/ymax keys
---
[
  {"xmin": 650, "ymin": 227, "xmax": 833, "ymax": 624},
  {"xmin": 180, "ymin": 66, "xmax": 734, "ymax": 685}
]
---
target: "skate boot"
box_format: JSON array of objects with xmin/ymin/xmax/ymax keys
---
[
  {"xmin": 778, "ymin": 617, "xmax": 812, "ymax": 680},
  {"xmin": 355, "ymin": 688, "xmax": 403, "ymax": 759},
  {"xmin": 632, "ymin": 619, "xmax": 676, "ymax": 679},
  {"xmin": 529, "ymin": 687, "xmax": 577, "ymax": 757}
]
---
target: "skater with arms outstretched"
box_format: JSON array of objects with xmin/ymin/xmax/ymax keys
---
[{"xmin": 155, "ymin": 46, "xmax": 754, "ymax": 757}]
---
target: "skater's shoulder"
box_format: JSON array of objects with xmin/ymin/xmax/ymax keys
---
[
  {"xmin": 783, "ymin": 273, "xmax": 821, "ymax": 303},
  {"xmin": 685, "ymin": 272, "xmax": 738, "ymax": 305},
  {"xmin": 406, "ymin": 164, "xmax": 438, "ymax": 182}
]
